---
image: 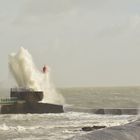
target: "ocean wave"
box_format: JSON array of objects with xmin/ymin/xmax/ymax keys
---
[
  {"xmin": 0, "ymin": 113, "xmax": 136, "ymax": 140},
  {"xmin": 0, "ymin": 123, "xmax": 46, "ymax": 132}
]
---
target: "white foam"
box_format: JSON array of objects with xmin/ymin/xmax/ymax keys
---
[
  {"xmin": 0, "ymin": 113, "xmax": 135, "ymax": 140},
  {"xmin": 8, "ymin": 47, "xmax": 64, "ymax": 104},
  {"xmin": 0, "ymin": 123, "xmax": 44, "ymax": 132}
]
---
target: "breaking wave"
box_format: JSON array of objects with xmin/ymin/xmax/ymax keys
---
[{"xmin": 8, "ymin": 47, "xmax": 64, "ymax": 104}]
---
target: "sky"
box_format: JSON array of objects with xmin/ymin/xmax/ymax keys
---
[{"xmin": 0, "ymin": 0, "xmax": 140, "ymax": 87}]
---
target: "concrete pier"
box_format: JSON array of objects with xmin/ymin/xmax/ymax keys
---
[
  {"xmin": 92, "ymin": 108, "xmax": 139, "ymax": 115},
  {"xmin": 1, "ymin": 102, "xmax": 64, "ymax": 114},
  {"xmin": 0, "ymin": 88, "xmax": 64, "ymax": 114},
  {"xmin": 65, "ymin": 106, "xmax": 140, "ymax": 115}
]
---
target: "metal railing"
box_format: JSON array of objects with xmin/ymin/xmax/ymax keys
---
[
  {"xmin": 0, "ymin": 97, "xmax": 18, "ymax": 105},
  {"xmin": 11, "ymin": 87, "xmax": 34, "ymax": 92}
]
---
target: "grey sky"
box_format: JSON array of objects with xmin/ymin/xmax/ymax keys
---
[{"xmin": 0, "ymin": 0, "xmax": 140, "ymax": 87}]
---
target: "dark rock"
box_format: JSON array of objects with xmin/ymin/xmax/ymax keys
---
[
  {"xmin": 82, "ymin": 126, "xmax": 106, "ymax": 131},
  {"xmin": 82, "ymin": 127, "xmax": 94, "ymax": 131},
  {"xmin": 92, "ymin": 125, "xmax": 106, "ymax": 129}
]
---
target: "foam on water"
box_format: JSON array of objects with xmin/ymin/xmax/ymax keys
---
[
  {"xmin": 0, "ymin": 113, "xmax": 135, "ymax": 140},
  {"xmin": 8, "ymin": 47, "xmax": 64, "ymax": 104}
]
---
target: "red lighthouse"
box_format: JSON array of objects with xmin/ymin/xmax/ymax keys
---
[{"xmin": 43, "ymin": 65, "xmax": 48, "ymax": 73}]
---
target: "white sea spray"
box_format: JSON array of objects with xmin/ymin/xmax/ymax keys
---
[{"xmin": 8, "ymin": 47, "xmax": 64, "ymax": 104}]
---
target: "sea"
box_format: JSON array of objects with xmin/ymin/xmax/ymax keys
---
[{"xmin": 0, "ymin": 86, "xmax": 140, "ymax": 140}]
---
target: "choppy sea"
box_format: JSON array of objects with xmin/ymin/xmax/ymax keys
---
[{"xmin": 0, "ymin": 87, "xmax": 140, "ymax": 140}]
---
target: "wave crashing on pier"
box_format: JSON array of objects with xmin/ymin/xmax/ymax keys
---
[{"xmin": 8, "ymin": 47, "xmax": 64, "ymax": 104}]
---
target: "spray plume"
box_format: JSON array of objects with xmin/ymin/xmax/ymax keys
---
[{"xmin": 8, "ymin": 47, "xmax": 64, "ymax": 104}]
